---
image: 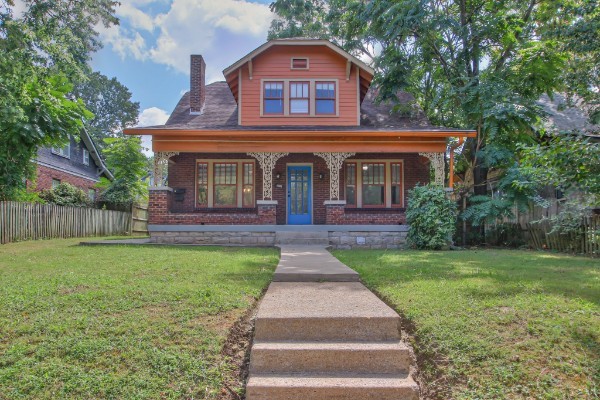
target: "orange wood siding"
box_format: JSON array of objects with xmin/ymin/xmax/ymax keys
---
[{"xmin": 239, "ymin": 46, "xmax": 359, "ymax": 126}]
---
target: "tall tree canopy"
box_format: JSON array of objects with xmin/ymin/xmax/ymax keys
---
[
  {"xmin": 72, "ymin": 72, "xmax": 140, "ymax": 146},
  {"xmin": 0, "ymin": 0, "xmax": 118, "ymax": 200},
  {"xmin": 268, "ymin": 0, "xmax": 598, "ymax": 198}
]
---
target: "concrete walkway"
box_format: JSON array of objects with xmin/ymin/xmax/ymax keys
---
[
  {"xmin": 246, "ymin": 245, "xmax": 419, "ymax": 400},
  {"xmin": 273, "ymin": 245, "xmax": 359, "ymax": 282}
]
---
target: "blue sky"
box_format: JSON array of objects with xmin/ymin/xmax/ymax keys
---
[{"xmin": 91, "ymin": 0, "xmax": 275, "ymax": 135}]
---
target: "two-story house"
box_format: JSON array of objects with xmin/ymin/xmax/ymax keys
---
[
  {"xmin": 125, "ymin": 38, "xmax": 475, "ymax": 247},
  {"xmin": 30, "ymin": 129, "xmax": 114, "ymax": 201}
]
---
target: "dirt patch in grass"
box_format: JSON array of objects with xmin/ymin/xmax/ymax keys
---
[
  {"xmin": 367, "ymin": 286, "xmax": 455, "ymax": 400},
  {"xmin": 217, "ymin": 291, "xmax": 266, "ymax": 400}
]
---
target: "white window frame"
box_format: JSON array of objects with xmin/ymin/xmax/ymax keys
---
[
  {"xmin": 83, "ymin": 149, "xmax": 90, "ymax": 166},
  {"xmin": 344, "ymin": 160, "xmax": 405, "ymax": 208},
  {"xmin": 52, "ymin": 178, "xmax": 61, "ymax": 189},
  {"xmin": 260, "ymin": 78, "xmax": 339, "ymax": 117},
  {"xmin": 52, "ymin": 142, "xmax": 70, "ymax": 158},
  {"xmin": 195, "ymin": 159, "xmax": 256, "ymax": 208}
]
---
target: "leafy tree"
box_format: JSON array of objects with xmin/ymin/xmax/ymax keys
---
[
  {"xmin": 519, "ymin": 135, "xmax": 600, "ymax": 198},
  {"xmin": 0, "ymin": 0, "xmax": 117, "ymax": 200},
  {"xmin": 72, "ymin": 72, "xmax": 140, "ymax": 147},
  {"xmin": 39, "ymin": 183, "xmax": 91, "ymax": 207},
  {"xmin": 406, "ymin": 184, "xmax": 458, "ymax": 249},
  {"xmin": 97, "ymin": 137, "xmax": 148, "ymax": 206}
]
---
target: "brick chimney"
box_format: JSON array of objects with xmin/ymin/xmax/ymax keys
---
[{"xmin": 190, "ymin": 55, "xmax": 206, "ymax": 114}]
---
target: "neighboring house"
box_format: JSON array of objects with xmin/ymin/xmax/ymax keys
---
[
  {"xmin": 29, "ymin": 129, "xmax": 114, "ymax": 201},
  {"xmin": 125, "ymin": 38, "xmax": 475, "ymax": 247}
]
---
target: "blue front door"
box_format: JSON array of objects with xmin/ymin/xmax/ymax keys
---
[{"xmin": 287, "ymin": 166, "xmax": 312, "ymax": 225}]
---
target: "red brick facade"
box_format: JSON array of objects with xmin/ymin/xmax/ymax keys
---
[
  {"xmin": 30, "ymin": 164, "xmax": 99, "ymax": 194},
  {"xmin": 155, "ymin": 152, "xmax": 430, "ymax": 225},
  {"xmin": 149, "ymin": 188, "xmax": 276, "ymax": 225}
]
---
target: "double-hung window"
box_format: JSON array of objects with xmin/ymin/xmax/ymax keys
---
[
  {"xmin": 196, "ymin": 160, "xmax": 256, "ymax": 208},
  {"xmin": 315, "ymin": 82, "xmax": 336, "ymax": 115},
  {"xmin": 290, "ymin": 82, "xmax": 309, "ymax": 114},
  {"xmin": 83, "ymin": 149, "xmax": 90, "ymax": 166},
  {"xmin": 345, "ymin": 163, "xmax": 357, "ymax": 207},
  {"xmin": 52, "ymin": 142, "xmax": 70, "ymax": 158},
  {"xmin": 214, "ymin": 163, "xmax": 237, "ymax": 207},
  {"xmin": 264, "ymin": 82, "xmax": 284, "ymax": 114},
  {"xmin": 362, "ymin": 163, "xmax": 385, "ymax": 206}
]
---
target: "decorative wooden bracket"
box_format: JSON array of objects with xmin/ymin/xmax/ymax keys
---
[
  {"xmin": 247, "ymin": 152, "xmax": 288, "ymax": 200},
  {"xmin": 419, "ymin": 152, "xmax": 445, "ymax": 186},
  {"xmin": 346, "ymin": 60, "xmax": 352, "ymax": 81},
  {"xmin": 153, "ymin": 152, "xmax": 179, "ymax": 187},
  {"xmin": 314, "ymin": 152, "xmax": 355, "ymax": 200}
]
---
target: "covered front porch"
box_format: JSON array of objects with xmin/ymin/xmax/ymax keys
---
[{"xmin": 149, "ymin": 150, "xmax": 442, "ymax": 226}]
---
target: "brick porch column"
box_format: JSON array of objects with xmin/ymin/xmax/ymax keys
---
[
  {"xmin": 257, "ymin": 200, "xmax": 277, "ymax": 225},
  {"xmin": 324, "ymin": 200, "xmax": 346, "ymax": 224},
  {"xmin": 148, "ymin": 187, "xmax": 173, "ymax": 224}
]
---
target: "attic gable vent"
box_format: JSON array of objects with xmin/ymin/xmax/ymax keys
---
[{"xmin": 291, "ymin": 57, "xmax": 309, "ymax": 70}]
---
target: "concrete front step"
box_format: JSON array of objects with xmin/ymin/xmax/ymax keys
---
[
  {"xmin": 246, "ymin": 374, "xmax": 419, "ymax": 400},
  {"xmin": 250, "ymin": 340, "xmax": 411, "ymax": 375},
  {"xmin": 255, "ymin": 316, "xmax": 400, "ymax": 341},
  {"xmin": 275, "ymin": 231, "xmax": 329, "ymax": 245},
  {"xmin": 254, "ymin": 282, "xmax": 400, "ymax": 342}
]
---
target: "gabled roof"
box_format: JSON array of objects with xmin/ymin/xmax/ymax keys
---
[
  {"xmin": 223, "ymin": 38, "xmax": 375, "ymax": 77},
  {"xmin": 80, "ymin": 128, "xmax": 114, "ymax": 181},
  {"xmin": 538, "ymin": 94, "xmax": 599, "ymax": 138},
  {"xmin": 222, "ymin": 38, "xmax": 375, "ymax": 104}
]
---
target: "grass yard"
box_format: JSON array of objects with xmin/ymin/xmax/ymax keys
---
[
  {"xmin": 0, "ymin": 239, "xmax": 279, "ymax": 399},
  {"xmin": 334, "ymin": 249, "xmax": 600, "ymax": 400}
]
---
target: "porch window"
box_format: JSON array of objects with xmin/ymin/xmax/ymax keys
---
[
  {"xmin": 195, "ymin": 160, "xmax": 256, "ymax": 208},
  {"xmin": 391, "ymin": 163, "xmax": 403, "ymax": 207},
  {"xmin": 264, "ymin": 82, "xmax": 284, "ymax": 114},
  {"xmin": 290, "ymin": 82, "xmax": 309, "ymax": 114},
  {"xmin": 197, "ymin": 162, "xmax": 208, "ymax": 206},
  {"xmin": 345, "ymin": 163, "xmax": 357, "ymax": 206},
  {"xmin": 344, "ymin": 160, "xmax": 404, "ymax": 208},
  {"xmin": 315, "ymin": 82, "xmax": 335, "ymax": 115},
  {"xmin": 214, "ymin": 163, "xmax": 237, "ymax": 207},
  {"xmin": 242, "ymin": 162, "xmax": 254, "ymax": 207},
  {"xmin": 362, "ymin": 163, "xmax": 385, "ymax": 206}
]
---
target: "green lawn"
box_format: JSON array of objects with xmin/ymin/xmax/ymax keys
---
[
  {"xmin": 0, "ymin": 239, "xmax": 279, "ymax": 399},
  {"xmin": 333, "ymin": 249, "xmax": 600, "ymax": 400}
]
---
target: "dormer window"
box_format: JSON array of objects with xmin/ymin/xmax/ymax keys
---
[
  {"xmin": 290, "ymin": 82, "xmax": 309, "ymax": 114},
  {"xmin": 291, "ymin": 57, "xmax": 308, "ymax": 69},
  {"xmin": 261, "ymin": 79, "xmax": 338, "ymax": 117},
  {"xmin": 264, "ymin": 82, "xmax": 284, "ymax": 114}
]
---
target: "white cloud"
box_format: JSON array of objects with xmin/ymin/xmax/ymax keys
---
[
  {"xmin": 138, "ymin": 107, "xmax": 170, "ymax": 126},
  {"xmin": 137, "ymin": 107, "xmax": 170, "ymax": 156},
  {"xmin": 101, "ymin": 0, "xmax": 273, "ymax": 81},
  {"xmin": 149, "ymin": 0, "xmax": 272, "ymax": 76},
  {"xmin": 117, "ymin": 3, "xmax": 155, "ymax": 32}
]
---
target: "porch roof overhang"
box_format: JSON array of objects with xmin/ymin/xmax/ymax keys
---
[{"xmin": 123, "ymin": 128, "xmax": 476, "ymax": 153}]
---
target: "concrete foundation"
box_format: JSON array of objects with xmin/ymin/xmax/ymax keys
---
[{"xmin": 148, "ymin": 224, "xmax": 409, "ymax": 249}]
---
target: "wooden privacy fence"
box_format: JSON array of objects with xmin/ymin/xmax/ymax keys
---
[
  {"xmin": 131, "ymin": 202, "xmax": 149, "ymax": 236},
  {"xmin": 526, "ymin": 215, "xmax": 600, "ymax": 256},
  {"xmin": 0, "ymin": 202, "xmax": 131, "ymax": 244}
]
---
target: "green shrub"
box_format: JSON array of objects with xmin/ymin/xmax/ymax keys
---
[
  {"xmin": 406, "ymin": 184, "xmax": 458, "ymax": 250},
  {"xmin": 39, "ymin": 183, "xmax": 91, "ymax": 207}
]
